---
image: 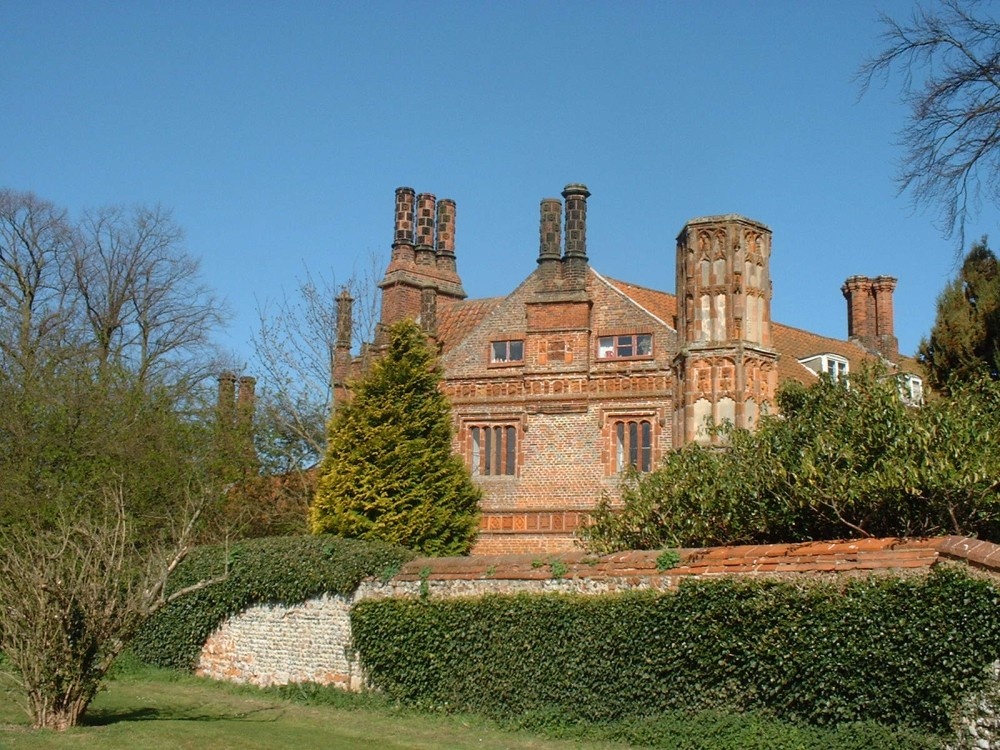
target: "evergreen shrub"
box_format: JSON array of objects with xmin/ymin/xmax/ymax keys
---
[
  {"xmin": 350, "ymin": 566, "xmax": 1000, "ymax": 733},
  {"xmin": 311, "ymin": 319, "xmax": 481, "ymax": 556},
  {"xmin": 132, "ymin": 535, "xmax": 414, "ymax": 670}
]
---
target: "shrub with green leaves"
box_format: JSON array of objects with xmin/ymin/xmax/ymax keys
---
[
  {"xmin": 132, "ymin": 535, "xmax": 414, "ymax": 670},
  {"xmin": 351, "ymin": 566, "xmax": 1000, "ymax": 734},
  {"xmin": 582, "ymin": 366, "xmax": 1000, "ymax": 552}
]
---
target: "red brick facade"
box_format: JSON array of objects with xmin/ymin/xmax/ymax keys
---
[{"xmin": 354, "ymin": 184, "xmax": 920, "ymax": 554}]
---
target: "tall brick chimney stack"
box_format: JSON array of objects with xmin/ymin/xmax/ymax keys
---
[
  {"xmin": 537, "ymin": 197, "xmax": 562, "ymax": 287},
  {"xmin": 415, "ymin": 193, "xmax": 437, "ymax": 267},
  {"xmin": 217, "ymin": 371, "xmax": 236, "ymax": 425},
  {"xmin": 335, "ymin": 287, "xmax": 353, "ymax": 350},
  {"xmin": 236, "ymin": 376, "xmax": 256, "ymax": 426},
  {"xmin": 435, "ymin": 198, "xmax": 458, "ymax": 276},
  {"xmin": 392, "ymin": 187, "xmax": 416, "ymax": 265},
  {"xmin": 842, "ymin": 275, "xmax": 899, "ymax": 360},
  {"xmin": 332, "ymin": 287, "xmax": 354, "ymax": 408},
  {"xmin": 873, "ymin": 275, "xmax": 898, "ymax": 360},
  {"xmin": 236, "ymin": 375, "xmax": 259, "ymax": 470},
  {"xmin": 561, "ymin": 183, "xmax": 590, "ymax": 290}
]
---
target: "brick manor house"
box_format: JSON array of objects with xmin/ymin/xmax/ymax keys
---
[{"xmin": 332, "ymin": 185, "xmax": 921, "ymax": 554}]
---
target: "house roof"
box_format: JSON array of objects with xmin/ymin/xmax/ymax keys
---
[
  {"xmin": 434, "ymin": 270, "xmax": 920, "ymax": 382},
  {"xmin": 436, "ymin": 296, "xmax": 503, "ymax": 354}
]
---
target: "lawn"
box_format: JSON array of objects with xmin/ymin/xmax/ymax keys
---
[
  {"xmin": 0, "ymin": 666, "xmax": 945, "ymax": 749},
  {"xmin": 0, "ymin": 668, "xmax": 628, "ymax": 750}
]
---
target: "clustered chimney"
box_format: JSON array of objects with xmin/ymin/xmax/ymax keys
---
[
  {"xmin": 842, "ymin": 275, "xmax": 898, "ymax": 360},
  {"xmin": 216, "ymin": 371, "xmax": 258, "ymax": 474},
  {"xmin": 378, "ymin": 186, "xmax": 467, "ymax": 336},
  {"xmin": 536, "ymin": 183, "xmax": 591, "ymax": 291}
]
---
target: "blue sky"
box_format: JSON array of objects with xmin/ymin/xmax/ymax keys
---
[{"xmin": 4, "ymin": 1, "xmax": 996, "ymax": 369}]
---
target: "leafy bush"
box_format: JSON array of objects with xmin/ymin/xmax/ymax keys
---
[
  {"xmin": 583, "ymin": 367, "xmax": 1000, "ymax": 552},
  {"xmin": 351, "ymin": 566, "xmax": 1000, "ymax": 733},
  {"xmin": 132, "ymin": 535, "xmax": 414, "ymax": 670}
]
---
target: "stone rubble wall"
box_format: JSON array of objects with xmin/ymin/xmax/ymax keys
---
[
  {"xmin": 195, "ymin": 536, "xmax": 1000, "ymax": 701},
  {"xmin": 195, "ymin": 575, "xmax": 669, "ymax": 688}
]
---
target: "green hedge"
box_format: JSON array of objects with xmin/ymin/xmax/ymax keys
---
[
  {"xmin": 351, "ymin": 566, "xmax": 1000, "ymax": 733},
  {"xmin": 132, "ymin": 535, "xmax": 414, "ymax": 670}
]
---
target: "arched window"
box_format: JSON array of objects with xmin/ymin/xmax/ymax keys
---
[
  {"xmin": 469, "ymin": 424, "xmax": 517, "ymax": 476},
  {"xmin": 613, "ymin": 418, "xmax": 653, "ymax": 473}
]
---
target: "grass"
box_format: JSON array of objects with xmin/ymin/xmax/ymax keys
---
[
  {"xmin": 0, "ymin": 664, "xmax": 945, "ymax": 749},
  {"xmin": 0, "ymin": 666, "xmax": 628, "ymax": 750}
]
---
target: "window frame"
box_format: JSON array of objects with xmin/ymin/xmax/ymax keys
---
[
  {"xmin": 609, "ymin": 416, "xmax": 655, "ymax": 474},
  {"xmin": 467, "ymin": 423, "xmax": 519, "ymax": 477},
  {"xmin": 489, "ymin": 339, "xmax": 524, "ymax": 365},
  {"xmin": 798, "ymin": 353, "xmax": 850, "ymax": 382},
  {"xmin": 596, "ymin": 333, "xmax": 653, "ymax": 360},
  {"xmin": 897, "ymin": 373, "xmax": 924, "ymax": 406}
]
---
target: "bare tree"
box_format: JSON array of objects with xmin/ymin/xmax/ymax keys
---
[
  {"xmin": 1, "ymin": 190, "xmax": 227, "ymax": 393},
  {"xmin": 76, "ymin": 204, "xmax": 227, "ymax": 389},
  {"xmin": 859, "ymin": 0, "xmax": 1000, "ymax": 247},
  {"xmin": 0, "ymin": 190, "xmax": 80, "ymax": 381},
  {"xmin": 0, "ymin": 485, "xmax": 226, "ymax": 730},
  {"xmin": 252, "ymin": 256, "xmax": 381, "ymax": 473}
]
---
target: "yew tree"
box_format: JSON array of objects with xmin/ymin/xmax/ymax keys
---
[
  {"xmin": 310, "ymin": 319, "xmax": 480, "ymax": 556},
  {"xmin": 918, "ymin": 238, "xmax": 1000, "ymax": 392}
]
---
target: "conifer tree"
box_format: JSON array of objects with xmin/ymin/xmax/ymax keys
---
[
  {"xmin": 310, "ymin": 319, "xmax": 480, "ymax": 555},
  {"xmin": 918, "ymin": 238, "xmax": 1000, "ymax": 392}
]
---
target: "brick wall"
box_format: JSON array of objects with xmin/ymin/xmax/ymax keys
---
[
  {"xmin": 441, "ymin": 267, "xmax": 677, "ymax": 553},
  {"xmin": 196, "ymin": 536, "xmax": 1000, "ymax": 690}
]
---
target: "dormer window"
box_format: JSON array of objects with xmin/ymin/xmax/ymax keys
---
[
  {"xmin": 491, "ymin": 340, "xmax": 523, "ymax": 364},
  {"xmin": 798, "ymin": 353, "xmax": 849, "ymax": 382},
  {"xmin": 597, "ymin": 333, "xmax": 652, "ymax": 359},
  {"xmin": 898, "ymin": 373, "xmax": 924, "ymax": 406}
]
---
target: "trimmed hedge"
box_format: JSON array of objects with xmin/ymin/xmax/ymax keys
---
[
  {"xmin": 351, "ymin": 566, "xmax": 1000, "ymax": 733},
  {"xmin": 132, "ymin": 535, "xmax": 414, "ymax": 670}
]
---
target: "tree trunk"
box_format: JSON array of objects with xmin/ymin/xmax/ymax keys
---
[{"xmin": 30, "ymin": 689, "xmax": 93, "ymax": 730}]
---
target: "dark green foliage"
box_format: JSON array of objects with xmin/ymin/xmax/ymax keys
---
[
  {"xmin": 583, "ymin": 366, "xmax": 1000, "ymax": 552},
  {"xmin": 576, "ymin": 712, "xmax": 939, "ymax": 750},
  {"xmin": 351, "ymin": 567, "xmax": 1000, "ymax": 734},
  {"xmin": 131, "ymin": 535, "xmax": 414, "ymax": 670},
  {"xmin": 311, "ymin": 319, "xmax": 480, "ymax": 556},
  {"xmin": 263, "ymin": 680, "xmax": 938, "ymax": 749},
  {"xmin": 0, "ymin": 365, "xmax": 217, "ymax": 534},
  {"xmin": 918, "ymin": 238, "xmax": 1000, "ymax": 392}
]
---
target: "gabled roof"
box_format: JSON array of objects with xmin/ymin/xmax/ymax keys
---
[
  {"xmin": 604, "ymin": 277, "xmax": 677, "ymax": 325},
  {"xmin": 603, "ymin": 277, "xmax": 921, "ymax": 384},
  {"xmin": 435, "ymin": 271, "xmax": 919, "ymax": 383},
  {"xmin": 436, "ymin": 296, "xmax": 503, "ymax": 354}
]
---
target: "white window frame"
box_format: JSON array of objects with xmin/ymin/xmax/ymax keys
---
[
  {"xmin": 490, "ymin": 339, "xmax": 524, "ymax": 364},
  {"xmin": 798, "ymin": 353, "xmax": 849, "ymax": 382},
  {"xmin": 898, "ymin": 373, "xmax": 924, "ymax": 406},
  {"xmin": 597, "ymin": 333, "xmax": 653, "ymax": 360}
]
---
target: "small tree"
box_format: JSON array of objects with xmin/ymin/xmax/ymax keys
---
[
  {"xmin": 918, "ymin": 237, "xmax": 1000, "ymax": 392},
  {"xmin": 310, "ymin": 320, "xmax": 480, "ymax": 556},
  {"xmin": 0, "ymin": 488, "xmax": 225, "ymax": 730}
]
